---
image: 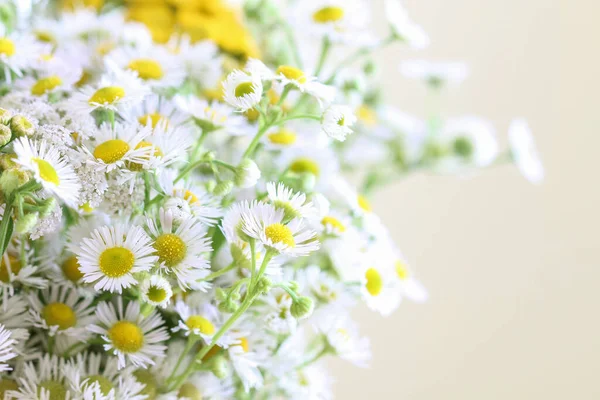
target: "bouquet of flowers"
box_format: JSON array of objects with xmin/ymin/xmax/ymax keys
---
[{"xmin": 0, "ymin": 0, "xmax": 543, "ymax": 398}]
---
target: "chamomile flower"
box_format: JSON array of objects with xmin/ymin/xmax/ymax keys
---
[
  {"xmin": 139, "ymin": 275, "xmax": 173, "ymax": 308},
  {"xmin": 85, "ymin": 122, "xmax": 154, "ymax": 172},
  {"xmin": 263, "ymin": 121, "xmax": 329, "ymax": 151},
  {"xmin": 400, "ymin": 60, "xmax": 469, "ymax": 87},
  {"xmin": 241, "ymin": 202, "xmax": 319, "ymax": 257},
  {"xmin": 222, "ymin": 70, "xmax": 263, "ymax": 112},
  {"xmin": 274, "ymin": 65, "xmax": 336, "ymax": 106},
  {"xmin": 315, "ymin": 314, "xmax": 371, "ymax": 367},
  {"xmin": 146, "ymin": 209, "xmax": 212, "ymax": 291},
  {"xmin": 508, "ymin": 119, "xmax": 544, "ymax": 184},
  {"xmin": 384, "ymin": 0, "xmax": 430, "ymax": 49},
  {"xmin": 0, "ymin": 324, "xmax": 17, "ymax": 372},
  {"xmin": 17, "ymin": 60, "xmax": 82, "ymax": 97},
  {"xmin": 27, "ymin": 284, "xmax": 96, "ymax": 338},
  {"xmin": 107, "ymin": 44, "xmax": 185, "ymax": 88},
  {"xmin": 88, "ymin": 299, "xmax": 168, "ymax": 369},
  {"xmin": 76, "ymin": 224, "xmax": 157, "ymax": 293},
  {"xmin": 11, "ymin": 354, "xmax": 71, "ymax": 400},
  {"xmin": 266, "ymin": 182, "xmax": 317, "ymax": 220},
  {"xmin": 121, "ymin": 93, "xmax": 192, "ymax": 131},
  {"xmin": 359, "ymin": 256, "xmax": 401, "ymax": 316},
  {"xmin": 13, "ymin": 137, "xmax": 81, "ymax": 207},
  {"xmin": 220, "ymin": 200, "xmax": 255, "ymax": 250},
  {"xmin": 170, "ymin": 36, "xmax": 223, "ymax": 89},
  {"xmin": 70, "ymin": 65, "xmax": 150, "ymax": 114},
  {"xmin": 227, "ymin": 326, "xmax": 267, "ymax": 392},
  {"xmin": 64, "ymin": 352, "xmax": 147, "ymax": 400},
  {"xmin": 172, "ymin": 300, "xmax": 219, "ymax": 342},
  {"xmin": 293, "ymin": 0, "xmax": 372, "ymax": 44},
  {"xmin": 321, "ymin": 105, "xmax": 357, "ymax": 141},
  {"xmin": 393, "ymin": 257, "xmax": 428, "ymax": 303},
  {"xmin": 278, "ymin": 146, "xmax": 339, "ymax": 188},
  {"xmin": 318, "ymin": 211, "xmax": 351, "ymax": 237},
  {"xmin": 132, "ymin": 120, "xmax": 193, "ymax": 171},
  {"xmin": 174, "ymin": 95, "xmax": 251, "ymax": 136},
  {"xmin": 0, "ymin": 28, "xmax": 49, "ymax": 83}
]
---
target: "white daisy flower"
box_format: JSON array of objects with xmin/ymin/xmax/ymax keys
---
[
  {"xmin": 172, "ymin": 300, "xmax": 218, "ymax": 342},
  {"xmin": 0, "ymin": 293, "xmax": 30, "ymax": 330},
  {"xmin": 227, "ymin": 326, "xmax": 267, "ymax": 392},
  {"xmin": 400, "ymin": 59, "xmax": 469, "ymax": 87},
  {"xmin": 13, "ymin": 137, "xmax": 81, "ymax": 208},
  {"xmin": 315, "ymin": 313, "xmax": 371, "ymax": 367},
  {"xmin": 273, "ymin": 65, "xmax": 336, "ymax": 106},
  {"xmin": 1, "ymin": 251, "xmax": 48, "ymax": 298},
  {"xmin": 107, "ymin": 43, "xmax": 185, "ymax": 89},
  {"xmin": 11, "ymin": 354, "xmax": 71, "ymax": 400},
  {"xmin": 17, "ymin": 59, "xmax": 82, "ymax": 97},
  {"xmin": 88, "ymin": 299, "xmax": 168, "ymax": 369},
  {"xmin": 384, "ymin": 0, "xmax": 430, "ymax": 49},
  {"xmin": 263, "ymin": 120, "xmax": 329, "ymax": 151},
  {"xmin": 168, "ymin": 35, "xmax": 223, "ymax": 89},
  {"xmin": 146, "ymin": 208, "xmax": 212, "ymax": 291},
  {"xmin": 121, "ymin": 93, "xmax": 193, "ymax": 132},
  {"xmin": 292, "ymin": 0, "xmax": 372, "ymax": 44},
  {"xmin": 508, "ymin": 119, "xmax": 544, "ymax": 185},
  {"xmin": 435, "ymin": 116, "xmax": 499, "ymax": 171},
  {"xmin": 241, "ymin": 202, "xmax": 319, "ymax": 257},
  {"xmin": 76, "ymin": 224, "xmax": 158, "ymax": 293},
  {"xmin": 278, "ymin": 146, "xmax": 339, "ymax": 188},
  {"xmin": 84, "ymin": 122, "xmax": 154, "ymax": 172},
  {"xmin": 0, "ymin": 324, "xmax": 17, "ymax": 372},
  {"xmin": 0, "ymin": 28, "xmax": 49, "ymax": 83},
  {"xmin": 174, "ymin": 95, "xmax": 251, "ymax": 136},
  {"xmin": 393, "ymin": 257, "xmax": 428, "ymax": 303},
  {"xmin": 222, "ymin": 70, "xmax": 263, "ymax": 112},
  {"xmin": 266, "ymin": 182, "xmax": 317, "ymax": 220},
  {"xmin": 321, "ymin": 105, "xmax": 357, "ymax": 141},
  {"xmin": 70, "ymin": 64, "xmax": 150, "ymax": 114},
  {"xmin": 64, "ymin": 352, "xmax": 147, "ymax": 400},
  {"xmin": 132, "ymin": 120, "xmax": 193, "ymax": 172},
  {"xmin": 318, "ymin": 211, "xmax": 351, "ymax": 237},
  {"xmin": 139, "ymin": 275, "xmax": 173, "ymax": 308},
  {"xmin": 358, "ymin": 247, "xmax": 402, "ymax": 316},
  {"xmin": 220, "ymin": 200, "xmax": 254, "ymax": 251},
  {"xmin": 27, "ymin": 284, "xmax": 96, "ymax": 338}
]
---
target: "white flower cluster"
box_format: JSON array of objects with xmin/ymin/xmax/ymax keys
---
[{"xmin": 0, "ymin": 0, "xmax": 544, "ymax": 399}]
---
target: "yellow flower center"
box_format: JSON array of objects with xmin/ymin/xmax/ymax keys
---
[
  {"xmin": 238, "ymin": 337, "xmax": 249, "ymax": 352},
  {"xmin": 94, "ymin": 139, "xmax": 130, "ymax": 164},
  {"xmin": 33, "ymin": 158, "xmax": 60, "ymax": 185},
  {"xmin": 62, "ymin": 256, "xmax": 83, "ymax": 283},
  {"xmin": 153, "ymin": 233, "xmax": 187, "ymax": 267},
  {"xmin": 357, "ymin": 105, "xmax": 377, "ymax": 126},
  {"xmin": 264, "ymin": 223, "xmax": 295, "ymax": 247},
  {"xmin": 185, "ymin": 315, "xmax": 215, "ymax": 335},
  {"xmin": 133, "ymin": 369, "xmax": 157, "ymax": 399},
  {"xmin": 177, "ymin": 189, "xmax": 199, "ymax": 205},
  {"xmin": 365, "ymin": 268, "xmax": 383, "ymax": 296},
  {"xmin": 96, "ymin": 41, "xmax": 115, "ymax": 56},
  {"xmin": 35, "ymin": 31, "xmax": 56, "ymax": 44},
  {"xmin": 357, "ymin": 194, "xmax": 372, "ymax": 212},
  {"xmin": 178, "ymin": 383, "xmax": 202, "ymax": 400},
  {"xmin": 80, "ymin": 202, "xmax": 94, "ymax": 213},
  {"xmin": 38, "ymin": 380, "xmax": 67, "ymax": 400},
  {"xmin": 127, "ymin": 58, "xmax": 164, "ymax": 81},
  {"xmin": 126, "ymin": 141, "xmax": 163, "ymax": 172},
  {"xmin": 89, "ymin": 86, "xmax": 125, "ymax": 105},
  {"xmin": 84, "ymin": 375, "xmax": 114, "ymax": 396},
  {"xmin": 146, "ymin": 285, "xmax": 168, "ymax": 303},
  {"xmin": 99, "ymin": 247, "xmax": 135, "ymax": 278},
  {"xmin": 138, "ymin": 113, "xmax": 167, "ymax": 128},
  {"xmin": 234, "ymin": 81, "xmax": 255, "ymax": 97},
  {"xmin": 31, "ymin": 76, "xmax": 63, "ymax": 96},
  {"xmin": 395, "ymin": 260, "xmax": 410, "ymax": 280},
  {"xmin": 0, "ymin": 38, "xmax": 15, "ymax": 56},
  {"xmin": 276, "ymin": 65, "xmax": 306, "ymax": 84},
  {"xmin": 268, "ymin": 129, "xmax": 297, "ymax": 145},
  {"xmin": 76, "ymin": 70, "xmax": 91, "ymax": 87},
  {"xmin": 108, "ymin": 321, "xmax": 144, "ymax": 353},
  {"xmin": 0, "ymin": 255, "xmax": 21, "ymax": 283},
  {"xmin": 289, "ymin": 158, "xmax": 320, "ymax": 176},
  {"xmin": 321, "ymin": 216, "xmax": 346, "ymax": 233},
  {"xmin": 244, "ymin": 108, "xmax": 260, "ymax": 122},
  {"xmin": 313, "ymin": 6, "xmax": 345, "ymax": 23},
  {"xmin": 43, "ymin": 302, "xmax": 77, "ymax": 330}
]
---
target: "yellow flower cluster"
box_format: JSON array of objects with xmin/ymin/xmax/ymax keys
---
[{"xmin": 61, "ymin": 0, "xmax": 259, "ymax": 58}]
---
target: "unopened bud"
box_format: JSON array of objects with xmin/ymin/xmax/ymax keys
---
[
  {"xmin": 39, "ymin": 197, "xmax": 57, "ymax": 218},
  {"xmin": 255, "ymin": 277, "xmax": 272, "ymax": 295},
  {"xmin": 0, "ymin": 168, "xmax": 31, "ymax": 196},
  {"xmin": 213, "ymin": 180, "xmax": 233, "ymax": 196},
  {"xmin": 290, "ymin": 296, "xmax": 314, "ymax": 320},
  {"xmin": 0, "ymin": 108, "xmax": 13, "ymax": 124},
  {"xmin": 16, "ymin": 212, "xmax": 39, "ymax": 234},
  {"xmin": 210, "ymin": 355, "xmax": 229, "ymax": 379},
  {"xmin": 234, "ymin": 159, "xmax": 260, "ymax": 188},
  {"xmin": 0, "ymin": 124, "xmax": 11, "ymax": 147},
  {"xmin": 0, "ymin": 154, "xmax": 17, "ymax": 170},
  {"xmin": 10, "ymin": 115, "xmax": 35, "ymax": 137}
]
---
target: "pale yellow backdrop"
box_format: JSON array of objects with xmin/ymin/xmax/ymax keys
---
[{"xmin": 332, "ymin": 0, "xmax": 598, "ymax": 399}]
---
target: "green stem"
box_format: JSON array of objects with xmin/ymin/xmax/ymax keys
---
[
  {"xmin": 211, "ymin": 159, "xmax": 237, "ymax": 172},
  {"xmin": 242, "ymin": 123, "xmax": 272, "ymax": 159},
  {"xmin": 0, "ymin": 202, "xmax": 13, "ymax": 259},
  {"xmin": 175, "ymin": 159, "xmax": 210, "ymax": 183},
  {"xmin": 198, "ymin": 261, "xmax": 236, "ymax": 282},
  {"xmin": 295, "ymin": 346, "xmax": 329, "ymax": 370},
  {"xmin": 314, "ymin": 37, "xmax": 331, "ymax": 78},
  {"xmin": 167, "ymin": 336, "xmax": 197, "ymax": 383},
  {"xmin": 278, "ymin": 114, "xmax": 321, "ymax": 124}
]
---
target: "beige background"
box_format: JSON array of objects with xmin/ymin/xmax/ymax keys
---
[{"xmin": 332, "ymin": 0, "xmax": 599, "ymax": 399}]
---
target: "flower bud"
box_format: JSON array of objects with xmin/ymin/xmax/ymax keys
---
[
  {"xmin": 0, "ymin": 154, "xmax": 17, "ymax": 171},
  {"xmin": 210, "ymin": 355, "xmax": 229, "ymax": 379},
  {"xmin": 287, "ymin": 280, "xmax": 300, "ymax": 293},
  {"xmin": 0, "ymin": 124, "xmax": 12, "ymax": 147},
  {"xmin": 0, "ymin": 108, "xmax": 12, "ymax": 124},
  {"xmin": 39, "ymin": 197, "xmax": 57, "ymax": 218},
  {"xmin": 213, "ymin": 180, "xmax": 233, "ymax": 196},
  {"xmin": 218, "ymin": 298, "xmax": 239, "ymax": 313},
  {"xmin": 16, "ymin": 212, "xmax": 39, "ymax": 234},
  {"xmin": 234, "ymin": 159, "xmax": 260, "ymax": 188},
  {"xmin": 255, "ymin": 277, "xmax": 272, "ymax": 295},
  {"xmin": 0, "ymin": 167, "xmax": 31, "ymax": 196},
  {"xmin": 290, "ymin": 296, "xmax": 314, "ymax": 320},
  {"xmin": 10, "ymin": 115, "xmax": 35, "ymax": 137}
]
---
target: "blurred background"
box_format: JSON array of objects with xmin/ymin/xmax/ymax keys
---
[{"xmin": 332, "ymin": 0, "xmax": 598, "ymax": 398}]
